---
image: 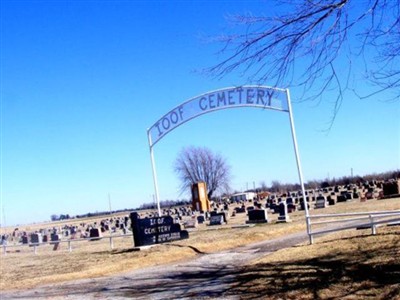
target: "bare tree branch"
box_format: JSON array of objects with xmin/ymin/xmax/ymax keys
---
[
  {"xmin": 174, "ymin": 146, "xmax": 231, "ymax": 199},
  {"xmin": 206, "ymin": 0, "xmax": 399, "ymax": 125}
]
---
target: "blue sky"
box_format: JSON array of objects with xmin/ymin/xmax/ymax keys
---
[{"xmin": 1, "ymin": 0, "xmax": 399, "ymax": 226}]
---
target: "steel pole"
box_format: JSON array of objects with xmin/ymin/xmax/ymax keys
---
[
  {"xmin": 286, "ymin": 89, "xmax": 313, "ymax": 244},
  {"xmin": 147, "ymin": 131, "xmax": 162, "ymax": 216}
]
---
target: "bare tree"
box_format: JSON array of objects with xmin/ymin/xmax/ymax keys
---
[
  {"xmin": 174, "ymin": 146, "xmax": 231, "ymax": 199},
  {"xmin": 208, "ymin": 0, "xmax": 399, "ymax": 125},
  {"xmin": 270, "ymin": 180, "xmax": 282, "ymax": 193}
]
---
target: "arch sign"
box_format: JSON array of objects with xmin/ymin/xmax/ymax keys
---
[
  {"xmin": 147, "ymin": 85, "xmax": 310, "ymax": 239},
  {"xmin": 148, "ymin": 86, "xmax": 288, "ymax": 148}
]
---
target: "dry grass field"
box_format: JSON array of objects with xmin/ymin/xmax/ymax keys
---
[
  {"xmin": 1, "ymin": 197, "xmax": 399, "ymax": 298},
  {"xmin": 228, "ymin": 225, "xmax": 400, "ymax": 299}
]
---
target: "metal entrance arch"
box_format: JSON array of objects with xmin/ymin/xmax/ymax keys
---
[{"xmin": 147, "ymin": 85, "xmax": 311, "ymax": 241}]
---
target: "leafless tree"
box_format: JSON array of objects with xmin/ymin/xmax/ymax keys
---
[
  {"xmin": 270, "ymin": 180, "xmax": 282, "ymax": 193},
  {"xmin": 174, "ymin": 146, "xmax": 231, "ymax": 199},
  {"xmin": 208, "ymin": 0, "xmax": 399, "ymax": 125}
]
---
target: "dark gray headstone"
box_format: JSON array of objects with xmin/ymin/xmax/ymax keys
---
[
  {"xmin": 30, "ymin": 233, "xmax": 42, "ymax": 244},
  {"xmin": 327, "ymin": 195, "xmax": 336, "ymax": 205},
  {"xmin": 315, "ymin": 195, "xmax": 328, "ymax": 209},
  {"xmin": 247, "ymin": 209, "xmax": 268, "ymax": 224},
  {"xmin": 277, "ymin": 202, "xmax": 291, "ymax": 222},
  {"xmin": 210, "ymin": 211, "xmax": 228, "ymax": 223},
  {"xmin": 209, "ymin": 214, "xmax": 224, "ymax": 226},
  {"xmin": 197, "ymin": 215, "xmax": 205, "ymax": 224},
  {"xmin": 50, "ymin": 233, "xmax": 60, "ymax": 242},
  {"xmin": 89, "ymin": 228, "xmax": 102, "ymax": 240}
]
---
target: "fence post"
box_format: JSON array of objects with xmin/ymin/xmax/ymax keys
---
[
  {"xmin": 109, "ymin": 236, "xmax": 114, "ymax": 250},
  {"xmin": 307, "ymin": 216, "xmax": 314, "ymax": 244},
  {"xmin": 34, "ymin": 244, "xmax": 37, "ymax": 254},
  {"xmin": 68, "ymin": 240, "xmax": 72, "ymax": 252},
  {"xmin": 2, "ymin": 244, "xmax": 6, "ymax": 255},
  {"xmin": 369, "ymin": 215, "xmax": 376, "ymax": 235}
]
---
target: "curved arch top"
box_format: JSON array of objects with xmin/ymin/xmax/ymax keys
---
[{"xmin": 147, "ymin": 85, "xmax": 289, "ymax": 148}]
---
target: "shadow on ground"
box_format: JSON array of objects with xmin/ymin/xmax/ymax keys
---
[{"xmin": 114, "ymin": 233, "xmax": 400, "ymax": 299}]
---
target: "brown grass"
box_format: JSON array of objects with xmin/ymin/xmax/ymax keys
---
[
  {"xmin": 226, "ymin": 225, "xmax": 400, "ymax": 299},
  {"xmin": 1, "ymin": 197, "xmax": 399, "ymax": 296}
]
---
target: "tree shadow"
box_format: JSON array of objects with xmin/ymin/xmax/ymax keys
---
[
  {"xmin": 167, "ymin": 243, "xmax": 207, "ymax": 254},
  {"xmin": 108, "ymin": 234, "xmax": 400, "ymax": 299},
  {"xmin": 109, "ymin": 243, "xmax": 206, "ymax": 255},
  {"xmin": 226, "ymin": 237, "xmax": 400, "ymax": 299}
]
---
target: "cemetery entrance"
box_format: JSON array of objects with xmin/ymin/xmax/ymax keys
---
[{"xmin": 147, "ymin": 85, "xmax": 311, "ymax": 241}]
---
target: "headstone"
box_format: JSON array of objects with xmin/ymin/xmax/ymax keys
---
[
  {"xmin": 30, "ymin": 233, "xmax": 42, "ymax": 244},
  {"xmin": 89, "ymin": 228, "xmax": 102, "ymax": 240},
  {"xmin": 197, "ymin": 215, "xmax": 205, "ymax": 224},
  {"xmin": 299, "ymin": 198, "xmax": 310, "ymax": 210},
  {"xmin": 1, "ymin": 235, "xmax": 7, "ymax": 246},
  {"xmin": 327, "ymin": 195, "xmax": 336, "ymax": 205},
  {"xmin": 192, "ymin": 182, "xmax": 211, "ymax": 212},
  {"xmin": 315, "ymin": 195, "xmax": 328, "ymax": 209},
  {"xmin": 382, "ymin": 180, "xmax": 400, "ymax": 197},
  {"xmin": 50, "ymin": 233, "xmax": 60, "ymax": 243},
  {"xmin": 277, "ymin": 202, "xmax": 291, "ymax": 222},
  {"xmin": 247, "ymin": 209, "xmax": 268, "ymax": 224},
  {"xmin": 130, "ymin": 212, "xmax": 189, "ymax": 247},
  {"xmin": 184, "ymin": 218, "xmax": 198, "ymax": 229},
  {"xmin": 210, "ymin": 211, "xmax": 228, "ymax": 223},
  {"xmin": 209, "ymin": 214, "xmax": 224, "ymax": 226},
  {"xmin": 286, "ymin": 197, "xmax": 296, "ymax": 212},
  {"xmin": 50, "ymin": 233, "xmax": 61, "ymax": 250},
  {"xmin": 235, "ymin": 207, "xmax": 246, "ymax": 213}
]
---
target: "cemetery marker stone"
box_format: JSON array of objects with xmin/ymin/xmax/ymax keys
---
[{"xmin": 130, "ymin": 212, "xmax": 189, "ymax": 247}]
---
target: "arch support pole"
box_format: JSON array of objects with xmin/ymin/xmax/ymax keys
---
[
  {"xmin": 286, "ymin": 89, "xmax": 312, "ymax": 244},
  {"xmin": 147, "ymin": 131, "xmax": 161, "ymax": 216}
]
